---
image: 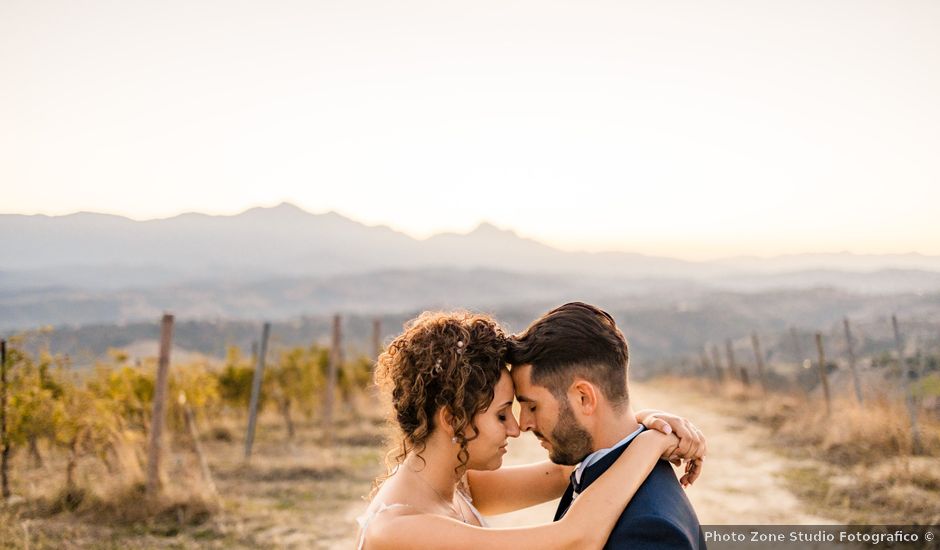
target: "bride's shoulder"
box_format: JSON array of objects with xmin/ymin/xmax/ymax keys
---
[
  {"xmin": 358, "ymin": 500, "xmax": 422, "ymax": 550},
  {"xmin": 370, "ymin": 471, "xmax": 417, "ymax": 506},
  {"xmin": 359, "ymin": 467, "xmax": 440, "ymax": 547},
  {"xmin": 361, "ymin": 480, "xmax": 423, "ymax": 526}
]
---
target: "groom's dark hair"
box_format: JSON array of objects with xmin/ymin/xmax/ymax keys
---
[{"xmin": 508, "ymin": 302, "xmax": 629, "ymax": 407}]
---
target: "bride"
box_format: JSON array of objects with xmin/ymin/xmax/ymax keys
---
[{"xmin": 357, "ymin": 311, "xmax": 705, "ymax": 550}]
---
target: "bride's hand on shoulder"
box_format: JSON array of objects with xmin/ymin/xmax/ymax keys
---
[
  {"xmin": 636, "ymin": 409, "xmax": 706, "ymax": 487},
  {"xmin": 634, "ymin": 428, "xmax": 681, "ymax": 458}
]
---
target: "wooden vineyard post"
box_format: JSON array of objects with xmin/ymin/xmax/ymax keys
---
[
  {"xmin": 1, "ymin": 339, "xmax": 10, "ymax": 500},
  {"xmin": 705, "ymin": 348, "xmax": 720, "ymax": 384},
  {"xmin": 916, "ymin": 337, "xmax": 928, "ymax": 387},
  {"xmin": 372, "ymin": 318, "xmax": 382, "ymax": 363},
  {"xmin": 892, "ymin": 315, "xmax": 922, "ymax": 454},
  {"xmin": 698, "ymin": 350, "xmax": 710, "ymax": 381},
  {"xmin": 710, "ymin": 344, "xmax": 725, "ymax": 383},
  {"xmin": 179, "ymin": 392, "xmax": 218, "ymax": 498},
  {"xmin": 790, "ymin": 327, "xmax": 806, "ymax": 365},
  {"xmin": 790, "ymin": 327, "xmax": 810, "ymax": 397},
  {"xmin": 700, "ymin": 348, "xmax": 719, "ymax": 385},
  {"xmin": 843, "ymin": 317, "xmax": 864, "ymax": 404},
  {"xmin": 323, "ymin": 314, "xmax": 341, "ymax": 447},
  {"xmin": 146, "ymin": 313, "xmax": 174, "ymax": 497},
  {"xmin": 915, "ymin": 337, "xmax": 930, "ymax": 438},
  {"xmin": 750, "ymin": 333, "xmax": 768, "ymax": 394},
  {"xmin": 724, "ymin": 339, "xmax": 737, "ymax": 382},
  {"xmin": 244, "ymin": 322, "xmax": 271, "ymax": 462},
  {"xmin": 726, "ymin": 339, "xmax": 747, "ymax": 386},
  {"xmin": 814, "ymin": 332, "xmax": 832, "ymax": 416}
]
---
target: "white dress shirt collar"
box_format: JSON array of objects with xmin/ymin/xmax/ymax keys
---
[{"xmin": 573, "ymin": 424, "xmax": 646, "ymax": 493}]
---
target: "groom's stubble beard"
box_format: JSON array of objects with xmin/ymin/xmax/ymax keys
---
[{"xmin": 544, "ymin": 397, "xmax": 594, "ymax": 466}]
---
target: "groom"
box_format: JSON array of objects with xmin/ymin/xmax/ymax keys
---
[{"xmin": 508, "ymin": 302, "xmax": 706, "ymax": 550}]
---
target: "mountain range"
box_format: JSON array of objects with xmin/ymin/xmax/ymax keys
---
[
  {"xmin": 4, "ymin": 202, "xmax": 939, "ymax": 288},
  {"xmin": 3, "ymin": 203, "xmax": 940, "ymax": 332}
]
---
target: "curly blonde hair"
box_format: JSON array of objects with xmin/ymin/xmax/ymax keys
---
[{"xmin": 373, "ymin": 311, "xmax": 508, "ymax": 492}]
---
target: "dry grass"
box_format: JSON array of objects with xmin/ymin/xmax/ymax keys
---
[
  {"xmin": 658, "ymin": 376, "xmax": 940, "ymax": 524},
  {"xmin": 0, "ymin": 399, "xmax": 389, "ymax": 549},
  {"xmin": 782, "ymin": 456, "xmax": 940, "ymax": 524},
  {"xmin": 47, "ymin": 483, "xmax": 218, "ymax": 528}
]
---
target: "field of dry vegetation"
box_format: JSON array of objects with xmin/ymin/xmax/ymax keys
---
[
  {"xmin": 3, "ymin": 332, "xmax": 938, "ymax": 549},
  {"xmin": 0, "ymin": 334, "xmax": 388, "ymax": 549},
  {"xmin": 0, "ymin": 408, "xmax": 387, "ymax": 549},
  {"xmin": 660, "ymin": 376, "xmax": 940, "ymax": 525}
]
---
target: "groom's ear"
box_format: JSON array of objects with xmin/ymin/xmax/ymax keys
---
[{"xmin": 569, "ymin": 378, "xmax": 599, "ymax": 416}]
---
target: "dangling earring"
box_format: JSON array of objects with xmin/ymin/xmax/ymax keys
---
[{"xmin": 451, "ymin": 436, "xmax": 459, "ymax": 444}]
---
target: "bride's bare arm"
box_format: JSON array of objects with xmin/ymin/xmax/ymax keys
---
[
  {"xmin": 466, "ymin": 448, "xmax": 677, "ymax": 516},
  {"xmin": 365, "ymin": 430, "xmax": 677, "ymax": 550},
  {"xmin": 468, "ymin": 411, "xmax": 705, "ymax": 514},
  {"xmin": 467, "ymin": 460, "xmax": 574, "ymax": 515}
]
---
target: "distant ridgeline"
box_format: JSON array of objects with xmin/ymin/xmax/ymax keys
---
[
  {"xmin": 5, "ymin": 288, "xmax": 939, "ymax": 379},
  {"xmin": 3, "ymin": 206, "xmax": 940, "ymax": 372}
]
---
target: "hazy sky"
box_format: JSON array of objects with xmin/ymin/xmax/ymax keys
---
[{"xmin": 2, "ymin": 0, "xmax": 938, "ymax": 260}]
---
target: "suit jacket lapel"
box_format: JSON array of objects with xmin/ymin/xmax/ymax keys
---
[
  {"xmin": 553, "ymin": 436, "xmax": 638, "ymax": 521},
  {"xmin": 554, "ymin": 483, "xmax": 575, "ymax": 521},
  {"xmin": 578, "ymin": 441, "xmax": 630, "ymax": 492}
]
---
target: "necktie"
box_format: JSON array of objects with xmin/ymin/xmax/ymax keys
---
[{"xmin": 570, "ymin": 469, "xmax": 582, "ymax": 500}]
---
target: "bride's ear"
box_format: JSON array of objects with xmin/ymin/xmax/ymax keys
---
[{"xmin": 437, "ymin": 406, "xmax": 457, "ymax": 438}]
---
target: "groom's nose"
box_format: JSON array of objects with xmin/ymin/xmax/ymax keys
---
[{"xmin": 518, "ymin": 407, "xmax": 535, "ymax": 432}]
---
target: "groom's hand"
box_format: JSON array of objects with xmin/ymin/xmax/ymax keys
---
[
  {"xmin": 638, "ymin": 411, "xmax": 706, "ymax": 486},
  {"xmin": 678, "ymin": 458, "xmax": 703, "ymax": 488}
]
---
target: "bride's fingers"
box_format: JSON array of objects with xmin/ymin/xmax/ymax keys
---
[
  {"xmin": 688, "ymin": 438, "xmax": 702, "ymax": 461},
  {"xmin": 696, "ymin": 427, "xmax": 708, "ymax": 458},
  {"xmin": 678, "ymin": 425, "xmax": 705, "ymax": 460},
  {"xmin": 684, "ymin": 428, "xmax": 704, "ymax": 460},
  {"xmin": 686, "ymin": 423, "xmax": 704, "ymax": 458},
  {"xmin": 675, "ymin": 433, "xmax": 693, "ymax": 459},
  {"xmin": 646, "ymin": 417, "xmax": 673, "ymax": 435},
  {"xmin": 683, "ymin": 437, "xmax": 700, "ymax": 461}
]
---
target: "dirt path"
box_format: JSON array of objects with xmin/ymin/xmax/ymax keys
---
[{"xmin": 488, "ymin": 381, "xmax": 835, "ymax": 527}]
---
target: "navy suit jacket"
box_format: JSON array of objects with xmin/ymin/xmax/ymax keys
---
[{"xmin": 554, "ymin": 435, "xmax": 706, "ymax": 550}]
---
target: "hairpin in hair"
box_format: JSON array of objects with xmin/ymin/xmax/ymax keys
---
[
  {"xmin": 456, "ymin": 340, "xmax": 464, "ymax": 354},
  {"xmin": 434, "ymin": 358, "xmax": 443, "ymax": 374}
]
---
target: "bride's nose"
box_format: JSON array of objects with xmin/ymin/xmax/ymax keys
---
[{"xmin": 507, "ymin": 413, "xmax": 521, "ymax": 438}]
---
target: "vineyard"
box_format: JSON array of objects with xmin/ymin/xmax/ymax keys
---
[
  {"xmin": 650, "ymin": 315, "xmax": 940, "ymax": 525},
  {"xmin": 1, "ymin": 310, "xmax": 939, "ymax": 548},
  {"xmin": 0, "ymin": 316, "xmax": 384, "ymax": 548}
]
